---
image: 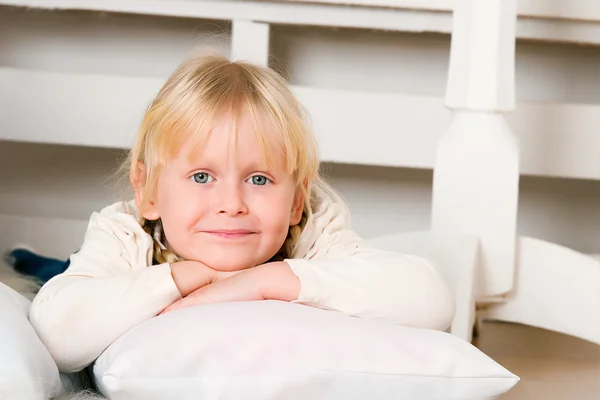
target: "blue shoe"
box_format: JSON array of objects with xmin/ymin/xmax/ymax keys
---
[{"xmin": 5, "ymin": 245, "xmax": 71, "ymax": 284}]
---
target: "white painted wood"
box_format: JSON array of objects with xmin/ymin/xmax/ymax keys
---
[
  {"xmin": 1, "ymin": 67, "xmax": 599, "ymax": 181},
  {"xmin": 0, "ymin": 0, "xmax": 598, "ymax": 45},
  {"xmin": 518, "ymin": 0, "xmax": 600, "ymax": 21},
  {"xmin": 231, "ymin": 20, "xmax": 270, "ymax": 67},
  {"xmin": 5, "ymin": 0, "xmax": 600, "ymax": 22},
  {"xmin": 279, "ymin": 0, "xmax": 600, "ymax": 22},
  {"xmin": 327, "ymin": 164, "xmax": 600, "ymax": 256},
  {"xmin": 444, "ymin": 0, "xmax": 517, "ymax": 111},
  {"xmin": 516, "ymin": 18, "xmax": 600, "ymax": 45},
  {"xmin": 367, "ymin": 230, "xmax": 480, "ymax": 342},
  {"xmin": 0, "ymin": 8, "xmax": 230, "ymax": 78},
  {"xmin": 450, "ymin": 234, "xmax": 479, "ymax": 342},
  {"xmin": 431, "ymin": 112, "xmax": 520, "ymax": 298},
  {"xmin": 508, "ymin": 103, "xmax": 600, "ymax": 181},
  {"xmin": 0, "ymin": 68, "xmax": 157, "ymax": 149},
  {"xmin": 432, "ymin": 0, "xmax": 600, "ymax": 346},
  {"xmin": 280, "ymin": 0, "xmax": 453, "ymax": 10},
  {"xmin": 268, "ymin": 23, "xmax": 600, "ymax": 104},
  {"xmin": 0, "ymin": 0, "xmax": 454, "ymax": 36},
  {"xmin": 484, "ymin": 236, "xmax": 600, "ymax": 346},
  {"xmin": 432, "ymin": 0, "xmax": 519, "ymax": 298},
  {"xmin": 5, "ymin": 8, "xmax": 597, "ymax": 105}
]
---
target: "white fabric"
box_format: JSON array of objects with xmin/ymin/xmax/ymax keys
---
[
  {"xmin": 0, "ymin": 282, "xmax": 64, "ymax": 400},
  {"xmin": 94, "ymin": 301, "xmax": 519, "ymax": 400},
  {"xmin": 30, "ymin": 183, "xmax": 454, "ymax": 373}
]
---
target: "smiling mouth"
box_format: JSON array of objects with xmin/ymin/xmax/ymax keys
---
[{"xmin": 203, "ymin": 230, "xmax": 257, "ymax": 239}]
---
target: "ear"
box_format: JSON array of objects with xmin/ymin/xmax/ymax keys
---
[
  {"xmin": 130, "ymin": 162, "xmax": 160, "ymax": 220},
  {"xmin": 289, "ymin": 180, "xmax": 308, "ymax": 226}
]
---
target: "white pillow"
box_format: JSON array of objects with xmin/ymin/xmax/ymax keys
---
[
  {"xmin": 0, "ymin": 281, "xmax": 65, "ymax": 400},
  {"xmin": 94, "ymin": 301, "xmax": 518, "ymax": 400}
]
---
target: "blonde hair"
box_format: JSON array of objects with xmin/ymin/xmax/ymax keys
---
[{"xmin": 125, "ymin": 53, "xmax": 324, "ymax": 264}]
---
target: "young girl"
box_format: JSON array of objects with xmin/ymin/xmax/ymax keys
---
[{"xmin": 29, "ymin": 54, "xmax": 454, "ymax": 374}]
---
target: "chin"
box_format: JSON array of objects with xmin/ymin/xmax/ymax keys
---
[
  {"xmin": 181, "ymin": 246, "xmax": 275, "ymax": 271},
  {"xmin": 197, "ymin": 256, "xmax": 263, "ymax": 272},
  {"xmin": 211, "ymin": 263, "xmax": 254, "ymax": 272}
]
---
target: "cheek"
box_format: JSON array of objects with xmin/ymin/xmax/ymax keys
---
[
  {"xmin": 158, "ymin": 183, "xmax": 206, "ymax": 234},
  {"xmin": 255, "ymin": 188, "xmax": 296, "ymax": 231}
]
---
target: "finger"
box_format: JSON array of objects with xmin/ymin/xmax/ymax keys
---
[
  {"xmin": 158, "ymin": 306, "xmax": 172, "ymax": 315},
  {"xmin": 160, "ymin": 300, "xmax": 184, "ymax": 315}
]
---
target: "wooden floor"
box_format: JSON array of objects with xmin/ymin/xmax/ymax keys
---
[{"xmin": 474, "ymin": 321, "xmax": 600, "ymax": 400}]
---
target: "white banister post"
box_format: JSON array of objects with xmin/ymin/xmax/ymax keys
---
[
  {"xmin": 230, "ymin": 20, "xmax": 271, "ymax": 67},
  {"xmin": 431, "ymin": 0, "xmax": 520, "ymax": 300}
]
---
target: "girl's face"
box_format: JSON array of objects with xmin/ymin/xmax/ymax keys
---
[{"xmin": 141, "ymin": 111, "xmax": 304, "ymax": 271}]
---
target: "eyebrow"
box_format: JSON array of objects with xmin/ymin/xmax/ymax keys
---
[{"xmin": 184, "ymin": 155, "xmax": 282, "ymax": 174}]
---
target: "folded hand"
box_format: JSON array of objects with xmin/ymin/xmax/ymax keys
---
[{"xmin": 159, "ymin": 261, "xmax": 300, "ymax": 315}]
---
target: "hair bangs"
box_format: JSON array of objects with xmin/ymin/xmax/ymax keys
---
[
  {"xmin": 149, "ymin": 95, "xmax": 229, "ymax": 168},
  {"xmin": 244, "ymin": 93, "xmax": 301, "ymax": 178}
]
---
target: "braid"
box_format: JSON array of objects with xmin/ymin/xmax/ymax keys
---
[
  {"xmin": 269, "ymin": 201, "xmax": 310, "ymax": 262},
  {"xmin": 140, "ymin": 218, "xmax": 182, "ymax": 265},
  {"xmin": 284, "ymin": 208, "xmax": 308, "ymax": 258}
]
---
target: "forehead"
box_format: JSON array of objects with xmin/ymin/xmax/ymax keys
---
[{"xmin": 181, "ymin": 109, "xmax": 287, "ymax": 169}]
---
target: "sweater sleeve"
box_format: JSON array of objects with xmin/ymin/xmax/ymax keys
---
[
  {"xmin": 285, "ymin": 199, "xmax": 455, "ymax": 331},
  {"xmin": 28, "ymin": 206, "xmax": 181, "ymax": 373}
]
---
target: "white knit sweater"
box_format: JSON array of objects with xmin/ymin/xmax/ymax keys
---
[{"xmin": 29, "ymin": 185, "xmax": 454, "ymax": 373}]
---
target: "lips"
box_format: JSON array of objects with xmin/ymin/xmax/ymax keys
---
[{"xmin": 202, "ymin": 230, "xmax": 257, "ymax": 239}]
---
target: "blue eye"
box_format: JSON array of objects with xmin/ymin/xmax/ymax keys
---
[
  {"xmin": 192, "ymin": 172, "xmax": 214, "ymax": 184},
  {"xmin": 247, "ymin": 175, "xmax": 270, "ymax": 186}
]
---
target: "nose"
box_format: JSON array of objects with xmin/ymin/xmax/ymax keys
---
[{"xmin": 216, "ymin": 181, "xmax": 248, "ymax": 216}]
